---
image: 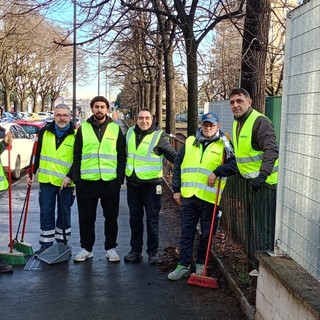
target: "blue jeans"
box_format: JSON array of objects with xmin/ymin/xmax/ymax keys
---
[
  {"xmin": 127, "ymin": 183, "xmax": 161, "ymax": 254},
  {"xmin": 39, "ymin": 183, "xmax": 74, "ymax": 247},
  {"xmin": 179, "ymin": 196, "xmax": 220, "ymax": 266}
]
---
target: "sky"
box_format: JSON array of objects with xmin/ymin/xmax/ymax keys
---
[{"xmin": 42, "ymin": 1, "xmax": 116, "ymax": 101}]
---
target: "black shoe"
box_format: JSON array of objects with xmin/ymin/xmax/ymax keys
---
[
  {"xmin": 34, "ymin": 246, "xmax": 50, "ymax": 257},
  {"xmin": 148, "ymin": 252, "xmax": 159, "ymax": 264},
  {"xmin": 124, "ymin": 251, "xmax": 143, "ymax": 262},
  {"xmin": 0, "ymin": 261, "xmax": 13, "ymax": 273}
]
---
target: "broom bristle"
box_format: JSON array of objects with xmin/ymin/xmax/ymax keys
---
[
  {"xmin": 13, "ymin": 241, "xmax": 34, "ymax": 255},
  {"xmin": 0, "ymin": 251, "xmax": 26, "ymax": 266},
  {"xmin": 187, "ymin": 273, "xmax": 219, "ymax": 289}
]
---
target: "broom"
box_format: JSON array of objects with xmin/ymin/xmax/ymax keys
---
[
  {"xmin": 187, "ymin": 177, "xmax": 222, "ymax": 289},
  {"xmin": 0, "ymin": 143, "xmax": 26, "ymax": 265},
  {"xmin": 12, "ymin": 136, "xmax": 38, "ymax": 255},
  {"xmin": 12, "ymin": 173, "xmax": 33, "ymax": 255}
]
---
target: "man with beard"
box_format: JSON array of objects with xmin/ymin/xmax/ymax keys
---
[
  {"xmin": 73, "ymin": 96, "xmax": 126, "ymax": 263},
  {"xmin": 28, "ymin": 104, "xmax": 76, "ymax": 256}
]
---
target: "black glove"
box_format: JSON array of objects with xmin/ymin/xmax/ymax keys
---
[{"xmin": 249, "ymin": 174, "xmax": 267, "ymax": 192}]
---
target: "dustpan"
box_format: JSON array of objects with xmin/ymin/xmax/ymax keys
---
[
  {"xmin": 37, "ymin": 243, "xmax": 71, "ymax": 264},
  {"xmin": 37, "ymin": 189, "xmax": 71, "ymax": 265}
]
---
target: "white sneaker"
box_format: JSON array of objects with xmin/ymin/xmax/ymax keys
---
[
  {"xmin": 106, "ymin": 248, "xmax": 120, "ymax": 262},
  {"xmin": 74, "ymin": 249, "xmax": 93, "ymax": 262}
]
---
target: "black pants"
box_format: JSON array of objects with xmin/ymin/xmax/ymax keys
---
[
  {"xmin": 179, "ymin": 196, "xmax": 220, "ymax": 266},
  {"xmin": 127, "ymin": 183, "xmax": 161, "ymax": 254},
  {"xmin": 76, "ymin": 179, "xmax": 121, "ymax": 252}
]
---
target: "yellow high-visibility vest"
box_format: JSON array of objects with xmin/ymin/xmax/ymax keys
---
[
  {"xmin": 181, "ymin": 136, "xmax": 226, "ymax": 204},
  {"xmin": 126, "ymin": 127, "xmax": 163, "ymax": 180},
  {"xmin": 38, "ymin": 131, "xmax": 75, "ymax": 187},
  {"xmin": 232, "ymin": 109, "xmax": 278, "ymax": 185},
  {"xmin": 0, "ymin": 164, "xmax": 8, "ymax": 191},
  {"xmin": 80, "ymin": 122, "xmax": 119, "ymax": 181}
]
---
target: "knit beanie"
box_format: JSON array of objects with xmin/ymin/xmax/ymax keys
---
[{"xmin": 90, "ymin": 96, "xmax": 110, "ymax": 109}]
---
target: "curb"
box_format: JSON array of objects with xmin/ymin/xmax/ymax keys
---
[{"xmin": 212, "ymin": 253, "xmax": 256, "ymax": 320}]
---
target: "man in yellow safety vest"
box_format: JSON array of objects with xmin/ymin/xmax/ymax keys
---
[
  {"xmin": 28, "ymin": 104, "xmax": 76, "ymax": 256},
  {"xmin": 0, "ymin": 127, "xmax": 13, "ymax": 272},
  {"xmin": 73, "ymin": 96, "xmax": 126, "ymax": 263},
  {"xmin": 168, "ymin": 112, "xmax": 237, "ymax": 280}
]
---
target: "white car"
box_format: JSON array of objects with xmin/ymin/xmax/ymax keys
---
[{"xmin": 0, "ymin": 123, "xmax": 34, "ymax": 179}]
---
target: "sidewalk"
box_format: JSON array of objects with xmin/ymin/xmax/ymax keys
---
[{"xmin": 0, "ymin": 176, "xmax": 246, "ymax": 320}]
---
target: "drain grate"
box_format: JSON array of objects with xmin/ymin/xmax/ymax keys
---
[{"xmin": 23, "ymin": 257, "xmax": 43, "ymax": 270}]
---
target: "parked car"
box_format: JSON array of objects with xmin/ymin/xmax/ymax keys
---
[
  {"xmin": 0, "ymin": 123, "xmax": 34, "ymax": 179},
  {"xmin": 38, "ymin": 112, "xmax": 53, "ymax": 122},
  {"xmin": 15, "ymin": 120, "xmax": 46, "ymax": 138},
  {"xmin": 2, "ymin": 112, "xmax": 15, "ymax": 123}
]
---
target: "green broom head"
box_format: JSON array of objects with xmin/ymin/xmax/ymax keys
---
[
  {"xmin": 0, "ymin": 251, "xmax": 26, "ymax": 266},
  {"xmin": 12, "ymin": 240, "xmax": 34, "ymax": 256}
]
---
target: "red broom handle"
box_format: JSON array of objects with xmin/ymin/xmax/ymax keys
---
[
  {"xmin": 7, "ymin": 144, "xmax": 13, "ymax": 252},
  {"xmin": 21, "ymin": 135, "xmax": 38, "ymax": 240},
  {"xmin": 203, "ymin": 178, "xmax": 222, "ymax": 276}
]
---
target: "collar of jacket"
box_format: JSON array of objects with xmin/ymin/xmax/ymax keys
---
[{"xmin": 45, "ymin": 120, "xmax": 75, "ymax": 136}]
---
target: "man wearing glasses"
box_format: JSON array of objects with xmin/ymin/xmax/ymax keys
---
[
  {"xmin": 168, "ymin": 112, "xmax": 237, "ymax": 280},
  {"xmin": 28, "ymin": 104, "xmax": 76, "ymax": 256}
]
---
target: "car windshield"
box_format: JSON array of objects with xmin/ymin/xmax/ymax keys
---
[{"xmin": 20, "ymin": 125, "xmax": 41, "ymax": 135}]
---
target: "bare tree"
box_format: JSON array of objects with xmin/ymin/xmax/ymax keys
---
[{"xmin": 240, "ymin": 0, "xmax": 271, "ymax": 113}]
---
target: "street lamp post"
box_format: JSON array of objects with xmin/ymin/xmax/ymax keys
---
[{"xmin": 72, "ymin": 0, "xmax": 77, "ymax": 125}]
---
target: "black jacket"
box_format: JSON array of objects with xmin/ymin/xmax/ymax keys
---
[
  {"xmin": 33, "ymin": 121, "xmax": 76, "ymax": 180},
  {"xmin": 172, "ymin": 134, "xmax": 237, "ymax": 193},
  {"xmin": 73, "ymin": 115, "xmax": 126, "ymax": 184},
  {"xmin": 234, "ymin": 107, "xmax": 279, "ymax": 177},
  {"xmin": 126, "ymin": 119, "xmax": 177, "ymax": 186}
]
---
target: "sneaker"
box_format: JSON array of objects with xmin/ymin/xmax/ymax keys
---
[
  {"xmin": 106, "ymin": 248, "xmax": 120, "ymax": 262},
  {"xmin": 195, "ymin": 263, "xmax": 205, "ymax": 275},
  {"xmin": 168, "ymin": 264, "xmax": 191, "ymax": 280},
  {"xmin": 0, "ymin": 261, "xmax": 13, "ymax": 273},
  {"xmin": 124, "ymin": 250, "xmax": 143, "ymax": 262},
  {"xmin": 148, "ymin": 252, "xmax": 159, "ymax": 264},
  {"xmin": 74, "ymin": 249, "xmax": 93, "ymax": 262},
  {"xmin": 34, "ymin": 246, "xmax": 51, "ymax": 257}
]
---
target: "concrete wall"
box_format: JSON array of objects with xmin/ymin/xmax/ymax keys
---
[{"xmin": 275, "ymin": 0, "xmax": 320, "ymax": 281}]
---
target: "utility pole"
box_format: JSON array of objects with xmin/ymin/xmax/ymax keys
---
[{"xmin": 72, "ymin": 0, "xmax": 77, "ymax": 125}]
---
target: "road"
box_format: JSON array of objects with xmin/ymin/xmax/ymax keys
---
[{"xmin": 0, "ymin": 176, "xmax": 245, "ymax": 320}]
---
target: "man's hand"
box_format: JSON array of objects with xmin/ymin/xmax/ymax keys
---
[
  {"xmin": 207, "ymin": 172, "xmax": 217, "ymax": 187},
  {"xmin": 249, "ymin": 174, "xmax": 267, "ymax": 192},
  {"xmin": 173, "ymin": 192, "xmax": 182, "ymax": 205},
  {"xmin": 61, "ymin": 176, "xmax": 72, "ymax": 189},
  {"xmin": 4, "ymin": 132, "xmax": 12, "ymax": 145},
  {"xmin": 27, "ymin": 173, "xmax": 34, "ymax": 186}
]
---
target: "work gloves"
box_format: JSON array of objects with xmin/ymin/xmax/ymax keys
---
[{"xmin": 249, "ymin": 174, "xmax": 267, "ymax": 192}]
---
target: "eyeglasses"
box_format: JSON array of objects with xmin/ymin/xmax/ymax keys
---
[
  {"xmin": 55, "ymin": 114, "xmax": 70, "ymax": 118},
  {"xmin": 201, "ymin": 123, "xmax": 217, "ymax": 128}
]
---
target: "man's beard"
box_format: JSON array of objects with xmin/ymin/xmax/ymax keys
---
[{"xmin": 94, "ymin": 113, "xmax": 106, "ymax": 121}]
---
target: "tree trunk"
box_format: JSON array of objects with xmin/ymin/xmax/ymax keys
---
[
  {"xmin": 240, "ymin": 0, "xmax": 271, "ymax": 114},
  {"xmin": 155, "ymin": 42, "xmax": 163, "ymax": 125},
  {"xmin": 185, "ymin": 37, "xmax": 199, "ymax": 135}
]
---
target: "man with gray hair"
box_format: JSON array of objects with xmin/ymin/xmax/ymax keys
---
[{"xmin": 28, "ymin": 104, "xmax": 76, "ymax": 256}]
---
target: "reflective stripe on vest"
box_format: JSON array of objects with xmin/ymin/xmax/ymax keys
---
[
  {"xmin": 80, "ymin": 122, "xmax": 119, "ymax": 181},
  {"xmin": 180, "ymin": 136, "xmax": 226, "ymax": 204},
  {"xmin": 38, "ymin": 131, "xmax": 75, "ymax": 187},
  {"xmin": 0, "ymin": 164, "xmax": 8, "ymax": 191},
  {"xmin": 232, "ymin": 109, "xmax": 278, "ymax": 185},
  {"xmin": 125, "ymin": 127, "xmax": 163, "ymax": 180}
]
